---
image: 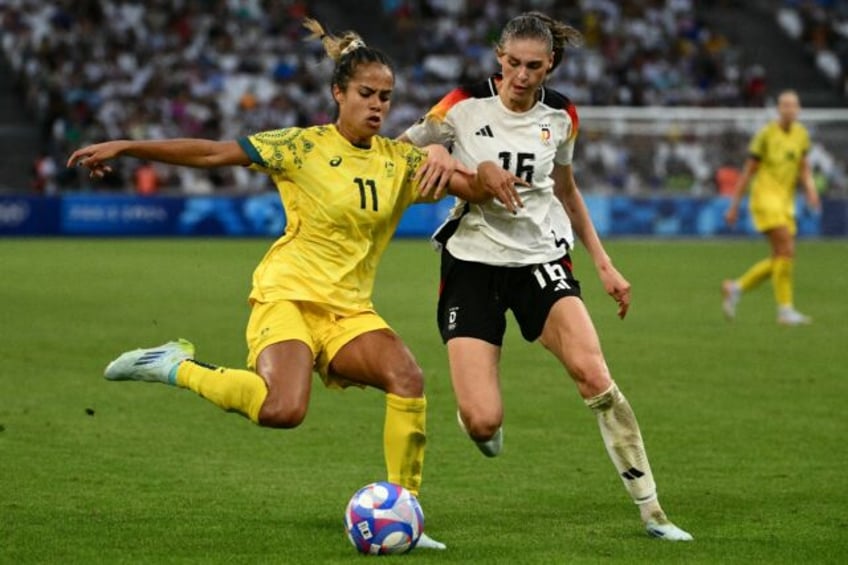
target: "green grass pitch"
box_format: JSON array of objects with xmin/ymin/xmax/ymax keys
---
[{"xmin": 1, "ymin": 237, "xmax": 846, "ymax": 564}]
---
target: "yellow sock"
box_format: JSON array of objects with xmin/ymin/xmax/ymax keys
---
[
  {"xmin": 772, "ymin": 256, "xmax": 794, "ymax": 307},
  {"xmin": 737, "ymin": 257, "xmax": 773, "ymax": 292},
  {"xmin": 175, "ymin": 360, "xmax": 268, "ymax": 423},
  {"xmin": 384, "ymin": 393, "xmax": 427, "ymax": 496}
]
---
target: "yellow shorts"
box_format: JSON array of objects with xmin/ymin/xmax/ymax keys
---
[
  {"xmin": 245, "ymin": 300, "xmax": 391, "ymax": 388},
  {"xmin": 750, "ymin": 198, "xmax": 796, "ymax": 236}
]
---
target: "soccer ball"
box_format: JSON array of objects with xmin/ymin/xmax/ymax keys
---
[{"xmin": 344, "ymin": 481, "xmax": 424, "ymax": 555}]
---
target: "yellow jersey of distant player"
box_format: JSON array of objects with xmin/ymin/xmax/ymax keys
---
[
  {"xmin": 238, "ymin": 125, "xmax": 428, "ymax": 314},
  {"xmin": 748, "ymin": 120, "xmax": 810, "ymax": 207}
]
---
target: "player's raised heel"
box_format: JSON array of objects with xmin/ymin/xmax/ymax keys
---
[
  {"xmin": 456, "ymin": 411, "xmax": 503, "ymax": 457},
  {"xmin": 104, "ymin": 339, "xmax": 195, "ymax": 384}
]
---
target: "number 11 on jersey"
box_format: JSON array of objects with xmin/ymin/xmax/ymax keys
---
[{"xmin": 354, "ymin": 177, "xmax": 378, "ymax": 211}]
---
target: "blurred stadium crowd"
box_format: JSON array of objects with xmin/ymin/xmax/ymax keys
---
[
  {"xmin": 777, "ymin": 0, "xmax": 848, "ymax": 93},
  {"xmin": 1, "ymin": 0, "xmax": 845, "ymax": 195}
]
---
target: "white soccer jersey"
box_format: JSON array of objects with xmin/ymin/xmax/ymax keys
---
[{"xmin": 404, "ymin": 74, "xmax": 578, "ymax": 266}]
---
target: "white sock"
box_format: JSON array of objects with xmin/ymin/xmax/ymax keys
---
[{"xmin": 585, "ymin": 382, "xmax": 658, "ymax": 507}]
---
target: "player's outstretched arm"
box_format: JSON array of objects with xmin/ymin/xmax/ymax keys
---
[
  {"xmin": 67, "ymin": 139, "xmax": 251, "ymax": 178},
  {"xmin": 553, "ymin": 163, "xmax": 630, "ymax": 319},
  {"xmin": 725, "ymin": 157, "xmax": 758, "ymax": 226},
  {"xmin": 415, "ymin": 143, "xmax": 473, "ymax": 200},
  {"xmin": 799, "ymin": 156, "xmax": 821, "ymax": 213},
  {"xmin": 443, "ymin": 160, "xmax": 525, "ymax": 213}
]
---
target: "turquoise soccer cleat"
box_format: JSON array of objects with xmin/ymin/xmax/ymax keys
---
[{"xmin": 104, "ymin": 339, "xmax": 195, "ymax": 385}]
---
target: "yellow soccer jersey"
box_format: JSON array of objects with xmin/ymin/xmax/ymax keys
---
[
  {"xmin": 237, "ymin": 125, "xmax": 428, "ymax": 314},
  {"xmin": 748, "ymin": 121, "xmax": 810, "ymax": 206}
]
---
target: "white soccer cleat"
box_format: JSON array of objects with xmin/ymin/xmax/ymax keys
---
[
  {"xmin": 646, "ymin": 519, "xmax": 694, "ymax": 541},
  {"xmin": 104, "ymin": 339, "xmax": 195, "ymax": 385},
  {"xmin": 456, "ymin": 411, "xmax": 503, "ymax": 457},
  {"xmin": 416, "ymin": 532, "xmax": 447, "ymax": 550},
  {"xmin": 721, "ymin": 280, "xmax": 741, "ymax": 320},
  {"xmin": 777, "ymin": 308, "xmax": 812, "ymax": 326}
]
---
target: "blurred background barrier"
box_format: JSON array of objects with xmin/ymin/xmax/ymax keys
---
[{"xmin": 2, "ymin": 193, "xmax": 842, "ymax": 237}]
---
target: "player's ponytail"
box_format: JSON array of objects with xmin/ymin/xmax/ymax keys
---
[
  {"xmin": 303, "ymin": 17, "xmax": 394, "ymax": 92},
  {"xmin": 498, "ymin": 12, "xmax": 583, "ymax": 74},
  {"xmin": 528, "ymin": 12, "xmax": 583, "ymax": 72}
]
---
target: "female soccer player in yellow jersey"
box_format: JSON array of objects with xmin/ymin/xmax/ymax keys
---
[
  {"xmin": 723, "ymin": 90, "xmax": 821, "ymax": 325},
  {"xmin": 399, "ymin": 12, "xmax": 692, "ymax": 541},
  {"xmin": 67, "ymin": 18, "xmax": 523, "ymax": 550}
]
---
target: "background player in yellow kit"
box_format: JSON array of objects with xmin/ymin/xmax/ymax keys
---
[
  {"xmin": 723, "ymin": 90, "xmax": 821, "ymax": 325},
  {"xmin": 67, "ymin": 18, "xmax": 522, "ymax": 550}
]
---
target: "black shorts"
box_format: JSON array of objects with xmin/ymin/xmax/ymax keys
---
[{"xmin": 437, "ymin": 249, "xmax": 582, "ymax": 345}]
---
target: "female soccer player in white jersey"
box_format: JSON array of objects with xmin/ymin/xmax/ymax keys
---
[
  {"xmin": 400, "ymin": 12, "xmax": 693, "ymax": 541},
  {"xmin": 67, "ymin": 18, "xmax": 523, "ymax": 551}
]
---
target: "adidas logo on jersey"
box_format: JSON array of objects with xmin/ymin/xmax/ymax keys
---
[{"xmin": 474, "ymin": 125, "xmax": 494, "ymax": 138}]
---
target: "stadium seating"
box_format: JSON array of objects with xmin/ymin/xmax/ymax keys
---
[{"xmin": 0, "ymin": 0, "xmax": 845, "ymax": 194}]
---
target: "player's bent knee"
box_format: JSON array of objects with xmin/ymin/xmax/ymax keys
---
[
  {"xmin": 258, "ymin": 398, "xmax": 308, "ymax": 429},
  {"xmin": 566, "ymin": 355, "xmax": 612, "ymax": 397},
  {"xmin": 384, "ymin": 363, "xmax": 425, "ymax": 398},
  {"xmin": 259, "ymin": 407, "xmax": 307, "ymax": 429},
  {"xmin": 461, "ymin": 409, "xmax": 502, "ymax": 441},
  {"xmin": 466, "ymin": 419, "xmax": 501, "ymax": 442}
]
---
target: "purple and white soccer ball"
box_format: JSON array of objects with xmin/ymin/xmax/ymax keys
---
[{"xmin": 344, "ymin": 481, "xmax": 424, "ymax": 555}]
